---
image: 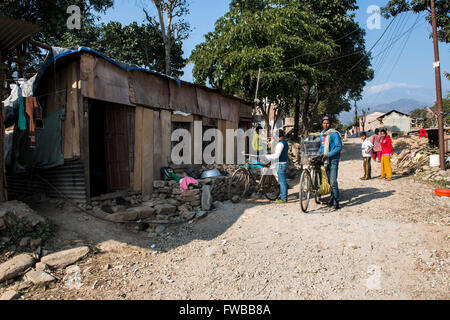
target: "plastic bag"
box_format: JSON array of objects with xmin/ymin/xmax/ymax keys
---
[{"xmin": 319, "ymin": 166, "xmax": 331, "ymax": 196}]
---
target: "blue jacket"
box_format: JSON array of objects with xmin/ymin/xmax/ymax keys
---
[{"xmin": 318, "ymin": 130, "xmax": 342, "ymax": 161}]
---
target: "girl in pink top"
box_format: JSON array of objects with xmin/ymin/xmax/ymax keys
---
[{"xmin": 370, "ymin": 129, "xmax": 382, "ymax": 162}]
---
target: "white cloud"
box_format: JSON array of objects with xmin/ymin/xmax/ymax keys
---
[{"xmin": 365, "ymin": 82, "xmax": 423, "ymax": 95}]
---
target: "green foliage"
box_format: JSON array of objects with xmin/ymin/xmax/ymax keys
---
[
  {"xmin": 0, "ymin": 1, "xmax": 187, "ymax": 77},
  {"xmin": 410, "ymin": 97, "xmax": 450, "ymax": 127},
  {"xmin": 382, "ymin": 0, "xmax": 449, "ymax": 43},
  {"xmin": 190, "ymin": 0, "xmax": 373, "ymax": 135},
  {"xmin": 2, "ymin": 212, "xmax": 54, "ymax": 243},
  {"xmin": 0, "ymin": 0, "xmax": 113, "ymax": 76},
  {"xmin": 60, "ymin": 21, "xmax": 187, "ymax": 77}
]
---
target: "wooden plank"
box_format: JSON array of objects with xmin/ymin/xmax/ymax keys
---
[
  {"xmin": 130, "ymin": 71, "xmax": 171, "ymax": 109},
  {"xmin": 171, "ymin": 114, "xmax": 194, "ymax": 123},
  {"xmin": 71, "ymin": 61, "xmax": 80, "ymax": 157},
  {"xmin": 153, "ymin": 110, "xmax": 162, "ymax": 180},
  {"xmin": 239, "ymin": 102, "xmax": 253, "ymax": 120},
  {"xmin": 64, "ymin": 65, "xmax": 73, "ymax": 159},
  {"xmin": 80, "ymin": 54, "xmax": 95, "ymax": 98},
  {"xmin": 196, "ymin": 88, "xmax": 222, "ymax": 119},
  {"xmin": 142, "ymin": 108, "xmax": 154, "ymax": 196},
  {"xmin": 169, "ymin": 81, "xmax": 200, "ymax": 114},
  {"xmin": 81, "ymin": 98, "xmax": 91, "ymax": 202},
  {"xmin": 93, "ymin": 59, "xmax": 132, "ymax": 106},
  {"xmin": 133, "ymin": 107, "xmax": 143, "ymax": 192},
  {"xmin": 226, "ymin": 121, "xmax": 238, "ymax": 164},
  {"xmin": 160, "ymin": 110, "xmax": 172, "ymax": 167},
  {"xmin": 217, "ymin": 120, "xmax": 226, "ymax": 165},
  {"xmin": 202, "ymin": 117, "xmax": 217, "ymax": 127}
]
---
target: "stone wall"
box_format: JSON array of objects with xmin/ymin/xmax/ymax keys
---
[{"xmin": 85, "ymin": 176, "xmax": 231, "ymax": 225}]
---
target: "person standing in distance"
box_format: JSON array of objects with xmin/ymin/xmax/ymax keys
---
[
  {"xmin": 264, "ymin": 129, "xmax": 289, "ymax": 204},
  {"xmin": 318, "ymin": 116, "xmax": 343, "ymax": 210}
]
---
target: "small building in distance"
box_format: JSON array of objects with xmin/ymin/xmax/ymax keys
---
[{"xmin": 377, "ymin": 110, "xmax": 412, "ymax": 134}]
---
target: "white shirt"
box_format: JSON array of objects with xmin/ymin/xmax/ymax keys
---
[
  {"xmin": 362, "ymin": 140, "xmax": 374, "ymax": 158},
  {"xmin": 265, "ymin": 142, "xmax": 287, "ymax": 164}
]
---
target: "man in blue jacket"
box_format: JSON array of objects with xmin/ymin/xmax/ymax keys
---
[{"xmin": 318, "ymin": 116, "xmax": 342, "ymax": 210}]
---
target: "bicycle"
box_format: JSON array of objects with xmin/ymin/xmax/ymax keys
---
[
  {"xmin": 299, "ymin": 153, "xmax": 325, "ymax": 213},
  {"xmin": 228, "ymin": 155, "xmax": 280, "ymax": 203}
]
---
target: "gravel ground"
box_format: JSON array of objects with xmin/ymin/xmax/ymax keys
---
[{"xmin": 10, "ymin": 138, "xmax": 450, "ymax": 300}]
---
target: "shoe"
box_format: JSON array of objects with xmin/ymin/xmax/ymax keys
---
[
  {"xmin": 321, "ymin": 200, "xmax": 333, "ymax": 207},
  {"xmin": 384, "ymin": 178, "xmax": 392, "ymax": 181},
  {"xmin": 275, "ymin": 200, "xmax": 287, "ymax": 204},
  {"xmin": 378, "ymin": 177, "xmax": 385, "ymax": 180},
  {"xmin": 333, "ymin": 203, "xmax": 341, "ymax": 210}
]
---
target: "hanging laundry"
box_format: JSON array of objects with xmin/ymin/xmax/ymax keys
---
[{"xmin": 18, "ymin": 96, "xmax": 26, "ymax": 131}]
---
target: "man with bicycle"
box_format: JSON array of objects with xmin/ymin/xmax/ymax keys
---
[
  {"xmin": 318, "ymin": 116, "xmax": 342, "ymax": 210},
  {"xmin": 263, "ymin": 129, "xmax": 289, "ymax": 204}
]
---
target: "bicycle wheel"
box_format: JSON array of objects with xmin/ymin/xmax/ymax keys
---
[
  {"xmin": 228, "ymin": 168, "xmax": 250, "ymax": 203},
  {"xmin": 299, "ymin": 169, "xmax": 312, "ymax": 213},
  {"xmin": 312, "ymin": 168, "xmax": 322, "ymax": 204},
  {"xmin": 261, "ymin": 174, "xmax": 280, "ymax": 201}
]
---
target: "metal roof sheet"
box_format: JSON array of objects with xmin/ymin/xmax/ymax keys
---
[{"xmin": 0, "ymin": 15, "xmax": 40, "ymax": 52}]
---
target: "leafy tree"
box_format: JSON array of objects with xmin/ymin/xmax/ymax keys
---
[
  {"xmin": 0, "ymin": 1, "xmax": 187, "ymax": 78},
  {"xmin": 60, "ymin": 21, "xmax": 187, "ymax": 77},
  {"xmin": 145, "ymin": 0, "xmax": 191, "ymax": 76},
  {"xmin": 190, "ymin": 0, "xmax": 373, "ymax": 137},
  {"xmin": 382, "ymin": 0, "xmax": 449, "ymax": 43},
  {"xmin": 190, "ymin": 0, "xmax": 335, "ymax": 135},
  {"xmin": 0, "ymin": 0, "xmax": 113, "ymax": 77},
  {"xmin": 294, "ymin": 0, "xmax": 374, "ymax": 136}
]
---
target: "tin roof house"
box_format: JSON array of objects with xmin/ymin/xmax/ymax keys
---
[{"xmin": 4, "ymin": 47, "xmax": 253, "ymax": 203}]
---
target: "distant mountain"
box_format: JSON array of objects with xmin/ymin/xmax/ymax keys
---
[
  {"xmin": 371, "ymin": 99, "xmax": 431, "ymax": 114},
  {"xmin": 338, "ymin": 98, "xmax": 432, "ymax": 125}
]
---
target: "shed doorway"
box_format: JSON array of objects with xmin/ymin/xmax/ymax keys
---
[{"xmin": 89, "ymin": 100, "xmax": 133, "ymax": 197}]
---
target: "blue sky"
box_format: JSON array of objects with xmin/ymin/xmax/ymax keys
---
[{"xmin": 98, "ymin": 0, "xmax": 449, "ymax": 108}]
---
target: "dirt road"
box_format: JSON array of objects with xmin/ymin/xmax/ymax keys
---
[{"xmin": 21, "ymin": 138, "xmax": 450, "ymax": 300}]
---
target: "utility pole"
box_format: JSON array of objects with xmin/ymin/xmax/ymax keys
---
[
  {"xmin": 430, "ymin": 0, "xmax": 445, "ymax": 170},
  {"xmin": 354, "ymin": 101, "xmax": 358, "ymax": 133}
]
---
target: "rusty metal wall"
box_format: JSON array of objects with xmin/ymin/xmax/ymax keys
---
[{"xmin": 6, "ymin": 160, "xmax": 87, "ymax": 201}]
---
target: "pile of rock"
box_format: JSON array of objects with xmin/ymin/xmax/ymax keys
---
[
  {"xmin": 151, "ymin": 176, "xmax": 231, "ymax": 216},
  {"xmin": 82, "ymin": 176, "xmax": 231, "ymax": 227},
  {"xmin": 0, "ymin": 201, "xmax": 49, "ymax": 259},
  {"xmin": 415, "ymin": 166, "xmax": 450, "ymax": 187},
  {"xmin": 0, "ymin": 246, "xmax": 90, "ymax": 300}
]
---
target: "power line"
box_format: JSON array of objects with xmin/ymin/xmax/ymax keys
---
[{"xmin": 364, "ymin": 13, "xmax": 427, "ymax": 107}]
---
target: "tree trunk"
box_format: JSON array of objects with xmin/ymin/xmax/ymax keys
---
[
  {"xmin": 154, "ymin": 1, "xmax": 172, "ymax": 75},
  {"xmin": 300, "ymin": 86, "xmax": 311, "ymax": 136},
  {"xmin": 293, "ymin": 95, "xmax": 300, "ymax": 141}
]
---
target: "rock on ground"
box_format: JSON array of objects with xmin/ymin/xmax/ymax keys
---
[
  {"xmin": 0, "ymin": 200, "xmax": 46, "ymax": 228},
  {"xmin": 25, "ymin": 270, "xmax": 55, "ymax": 285},
  {"xmin": 41, "ymin": 246, "xmax": 90, "ymax": 270},
  {"xmin": 0, "ymin": 254, "xmax": 35, "ymax": 283},
  {"xmin": 64, "ymin": 265, "xmax": 83, "ymax": 290},
  {"xmin": 202, "ymin": 185, "xmax": 212, "ymax": 211},
  {"xmin": 0, "ymin": 290, "xmax": 21, "ymax": 300}
]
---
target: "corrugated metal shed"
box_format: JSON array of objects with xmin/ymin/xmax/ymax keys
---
[{"xmin": 0, "ymin": 16, "xmax": 40, "ymax": 51}]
